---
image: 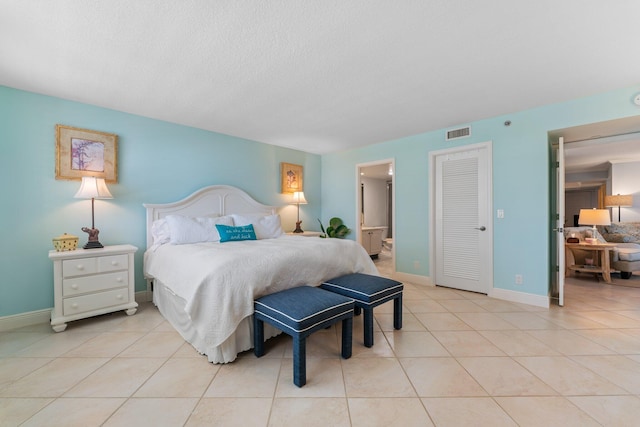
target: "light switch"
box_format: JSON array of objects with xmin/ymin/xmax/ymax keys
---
[{"xmin": 497, "ymin": 209, "xmax": 504, "ymax": 219}]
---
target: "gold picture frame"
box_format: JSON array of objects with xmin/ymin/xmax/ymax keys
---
[
  {"xmin": 281, "ymin": 162, "xmax": 303, "ymax": 194},
  {"xmin": 55, "ymin": 124, "xmax": 118, "ymax": 182}
]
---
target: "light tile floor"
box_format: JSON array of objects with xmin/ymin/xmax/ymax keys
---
[{"xmin": 2, "ymin": 251, "xmax": 640, "ymax": 426}]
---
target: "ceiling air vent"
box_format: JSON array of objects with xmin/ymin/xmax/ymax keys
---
[{"xmin": 446, "ymin": 126, "xmax": 471, "ymax": 141}]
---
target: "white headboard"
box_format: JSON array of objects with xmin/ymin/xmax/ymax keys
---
[{"xmin": 143, "ymin": 185, "xmax": 276, "ymax": 249}]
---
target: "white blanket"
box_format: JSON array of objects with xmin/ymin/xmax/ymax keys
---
[{"xmin": 144, "ymin": 236, "xmax": 378, "ymax": 349}]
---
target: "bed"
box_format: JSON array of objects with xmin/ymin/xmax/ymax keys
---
[{"xmin": 143, "ymin": 185, "xmax": 378, "ymax": 363}]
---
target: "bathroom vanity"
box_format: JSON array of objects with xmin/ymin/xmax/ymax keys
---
[{"xmin": 361, "ymin": 226, "xmax": 386, "ymax": 257}]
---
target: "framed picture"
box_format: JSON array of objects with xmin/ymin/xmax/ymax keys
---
[
  {"xmin": 55, "ymin": 124, "xmax": 118, "ymax": 182},
  {"xmin": 281, "ymin": 162, "xmax": 303, "ymax": 193}
]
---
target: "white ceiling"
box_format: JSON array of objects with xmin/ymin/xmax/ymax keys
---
[
  {"xmin": 550, "ymin": 115, "xmax": 640, "ymax": 173},
  {"xmin": 549, "ymin": 115, "xmax": 640, "ymax": 190},
  {"xmin": 564, "ymin": 133, "xmax": 640, "ymax": 175},
  {"xmin": 2, "ymin": 1, "xmax": 640, "ymax": 154}
]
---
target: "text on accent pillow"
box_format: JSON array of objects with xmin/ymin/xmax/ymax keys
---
[{"xmin": 215, "ymin": 224, "xmax": 257, "ymax": 242}]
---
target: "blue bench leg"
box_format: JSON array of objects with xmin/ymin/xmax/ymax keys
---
[
  {"xmin": 293, "ymin": 335, "xmax": 306, "ymax": 387},
  {"xmin": 341, "ymin": 317, "xmax": 353, "ymax": 359},
  {"xmin": 254, "ymin": 317, "xmax": 265, "ymax": 357},
  {"xmin": 393, "ymin": 295, "xmax": 403, "ymax": 330},
  {"xmin": 363, "ymin": 308, "xmax": 374, "ymax": 347},
  {"xmin": 354, "ymin": 306, "xmax": 362, "ymax": 316}
]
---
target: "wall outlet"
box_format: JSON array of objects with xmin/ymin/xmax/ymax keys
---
[
  {"xmin": 515, "ymin": 274, "xmax": 523, "ymax": 285},
  {"xmin": 413, "ymin": 260, "xmax": 420, "ymax": 270},
  {"xmin": 497, "ymin": 209, "xmax": 504, "ymax": 219}
]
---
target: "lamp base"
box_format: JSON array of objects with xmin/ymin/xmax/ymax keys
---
[
  {"xmin": 81, "ymin": 227, "xmax": 103, "ymax": 249},
  {"xmin": 293, "ymin": 221, "xmax": 304, "ymax": 233},
  {"xmin": 83, "ymin": 241, "xmax": 104, "ymax": 249}
]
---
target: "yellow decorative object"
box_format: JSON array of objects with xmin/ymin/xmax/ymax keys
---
[{"xmin": 52, "ymin": 233, "xmax": 79, "ymax": 251}]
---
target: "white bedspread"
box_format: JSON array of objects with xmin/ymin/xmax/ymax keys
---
[{"xmin": 144, "ymin": 235, "xmax": 378, "ymax": 349}]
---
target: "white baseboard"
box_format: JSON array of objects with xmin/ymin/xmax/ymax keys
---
[
  {"xmin": 0, "ymin": 309, "xmax": 51, "ymax": 332},
  {"xmin": 489, "ymin": 287, "xmax": 550, "ymax": 308},
  {"xmin": 0, "ymin": 291, "xmax": 154, "ymax": 332},
  {"xmin": 391, "ymin": 271, "xmax": 549, "ymax": 308},
  {"xmin": 393, "ymin": 271, "xmax": 433, "ymax": 287}
]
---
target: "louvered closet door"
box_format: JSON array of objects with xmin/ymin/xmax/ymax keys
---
[{"xmin": 435, "ymin": 145, "xmax": 491, "ymax": 294}]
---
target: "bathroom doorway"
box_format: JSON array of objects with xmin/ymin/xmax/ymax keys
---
[{"xmin": 357, "ymin": 159, "xmax": 395, "ymax": 274}]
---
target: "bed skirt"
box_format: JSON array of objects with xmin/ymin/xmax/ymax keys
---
[{"xmin": 152, "ymin": 279, "xmax": 281, "ymax": 363}]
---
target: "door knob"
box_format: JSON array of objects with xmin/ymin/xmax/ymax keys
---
[{"xmin": 474, "ymin": 226, "xmax": 486, "ymax": 231}]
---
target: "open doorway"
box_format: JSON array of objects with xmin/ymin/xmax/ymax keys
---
[
  {"xmin": 549, "ymin": 115, "xmax": 640, "ymax": 306},
  {"xmin": 357, "ymin": 159, "xmax": 395, "ymax": 276}
]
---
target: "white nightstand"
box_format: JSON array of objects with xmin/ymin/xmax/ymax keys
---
[
  {"xmin": 285, "ymin": 231, "xmax": 323, "ymax": 237},
  {"xmin": 49, "ymin": 244, "xmax": 138, "ymax": 332}
]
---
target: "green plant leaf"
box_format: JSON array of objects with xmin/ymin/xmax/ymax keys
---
[
  {"xmin": 317, "ymin": 218, "xmax": 327, "ymax": 237},
  {"xmin": 318, "ymin": 217, "xmax": 350, "ymax": 238},
  {"xmin": 329, "ymin": 217, "xmax": 343, "ymax": 228},
  {"xmin": 334, "ymin": 224, "xmax": 350, "ymax": 238}
]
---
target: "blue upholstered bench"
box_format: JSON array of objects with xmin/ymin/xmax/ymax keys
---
[
  {"xmin": 253, "ymin": 286, "xmax": 355, "ymax": 387},
  {"xmin": 321, "ymin": 273, "xmax": 403, "ymax": 348}
]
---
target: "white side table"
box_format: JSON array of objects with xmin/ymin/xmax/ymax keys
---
[{"xmin": 49, "ymin": 244, "xmax": 138, "ymax": 332}]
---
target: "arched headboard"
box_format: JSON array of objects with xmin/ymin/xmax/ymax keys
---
[{"xmin": 143, "ymin": 185, "xmax": 277, "ymax": 249}]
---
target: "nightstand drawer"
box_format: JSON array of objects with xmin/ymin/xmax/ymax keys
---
[
  {"xmin": 63, "ymin": 257, "xmax": 98, "ymax": 277},
  {"xmin": 98, "ymin": 254, "xmax": 128, "ymax": 273},
  {"xmin": 63, "ymin": 288, "xmax": 129, "ymax": 315},
  {"xmin": 63, "ymin": 271, "xmax": 129, "ymax": 296}
]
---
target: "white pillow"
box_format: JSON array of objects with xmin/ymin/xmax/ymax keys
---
[
  {"xmin": 165, "ymin": 215, "xmax": 233, "ymax": 244},
  {"xmin": 231, "ymin": 214, "xmax": 284, "ymax": 239},
  {"xmin": 230, "ymin": 213, "xmax": 266, "ymax": 224},
  {"xmin": 151, "ymin": 219, "xmax": 171, "ymax": 245}
]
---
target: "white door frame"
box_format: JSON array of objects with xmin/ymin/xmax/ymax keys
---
[
  {"xmin": 356, "ymin": 158, "xmax": 396, "ymax": 273},
  {"xmin": 553, "ymin": 136, "xmax": 565, "ymax": 306},
  {"xmin": 429, "ymin": 141, "xmax": 493, "ymax": 292}
]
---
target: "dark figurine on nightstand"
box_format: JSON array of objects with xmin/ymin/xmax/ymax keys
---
[{"xmin": 81, "ymin": 227, "xmax": 103, "ymax": 249}]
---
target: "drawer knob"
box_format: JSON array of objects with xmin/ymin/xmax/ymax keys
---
[
  {"xmin": 72, "ymin": 303, "xmax": 78, "ymax": 309},
  {"xmin": 76, "ymin": 264, "xmax": 84, "ymax": 270},
  {"xmin": 116, "ymin": 294, "xmax": 123, "ymax": 300},
  {"xmin": 71, "ymin": 284, "xmax": 79, "ymax": 290},
  {"xmin": 111, "ymin": 261, "xmax": 118, "ymax": 266},
  {"xmin": 116, "ymin": 277, "xmax": 123, "ymax": 283}
]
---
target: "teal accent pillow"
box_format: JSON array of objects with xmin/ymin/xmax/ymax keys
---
[{"xmin": 215, "ymin": 224, "xmax": 257, "ymax": 242}]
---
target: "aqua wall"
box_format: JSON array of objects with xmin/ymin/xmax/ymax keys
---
[
  {"xmin": 0, "ymin": 86, "xmax": 321, "ymax": 317},
  {"xmin": 321, "ymin": 85, "xmax": 640, "ymax": 299},
  {"xmin": 3, "ymin": 84, "xmax": 640, "ymax": 318}
]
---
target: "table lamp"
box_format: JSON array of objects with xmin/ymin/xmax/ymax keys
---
[
  {"xmin": 291, "ymin": 191, "xmax": 308, "ymax": 233},
  {"xmin": 577, "ymin": 208, "xmax": 610, "ymax": 242},
  {"xmin": 74, "ymin": 176, "xmax": 113, "ymax": 248},
  {"xmin": 604, "ymin": 194, "xmax": 633, "ymax": 222}
]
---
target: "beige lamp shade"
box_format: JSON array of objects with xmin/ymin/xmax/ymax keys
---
[
  {"xmin": 578, "ymin": 208, "xmax": 611, "ymax": 228},
  {"xmin": 74, "ymin": 177, "xmax": 113, "ymax": 199},
  {"xmin": 292, "ymin": 191, "xmax": 307, "ymax": 205},
  {"xmin": 604, "ymin": 194, "xmax": 633, "ymax": 208}
]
